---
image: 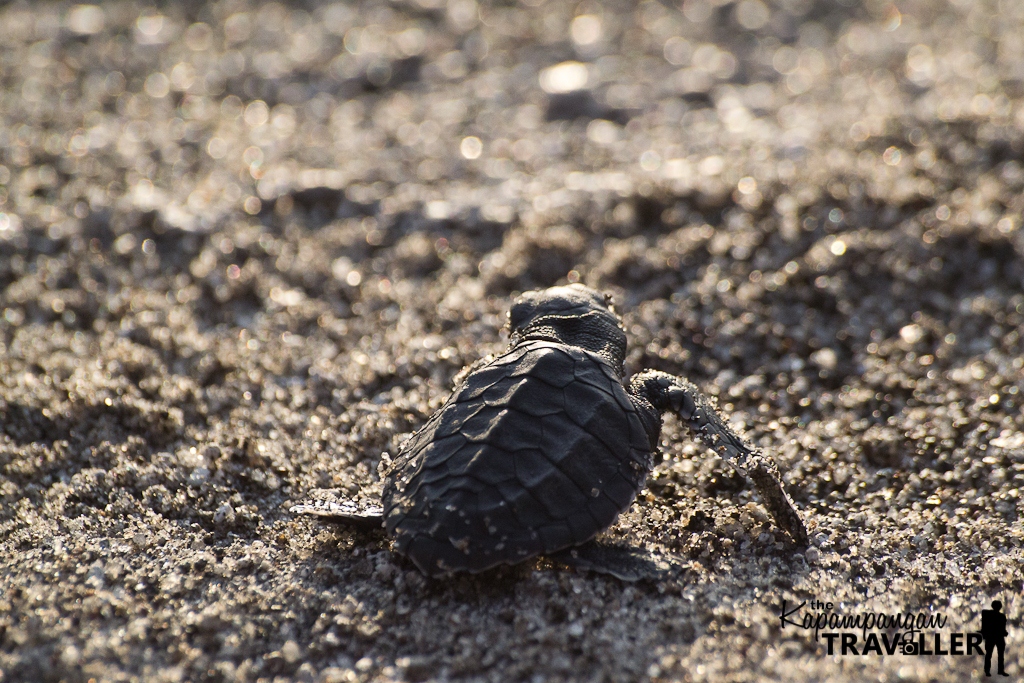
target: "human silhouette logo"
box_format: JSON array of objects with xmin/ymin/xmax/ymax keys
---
[{"xmin": 981, "ymin": 600, "xmax": 1009, "ymax": 677}]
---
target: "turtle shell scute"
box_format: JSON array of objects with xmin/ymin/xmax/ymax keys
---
[{"xmin": 382, "ymin": 341, "xmax": 655, "ymax": 575}]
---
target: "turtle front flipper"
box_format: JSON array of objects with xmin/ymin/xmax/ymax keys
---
[
  {"xmin": 629, "ymin": 370, "xmax": 808, "ymax": 546},
  {"xmin": 291, "ymin": 496, "xmax": 385, "ymax": 530}
]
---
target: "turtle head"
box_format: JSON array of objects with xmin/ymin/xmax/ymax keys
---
[{"xmin": 508, "ymin": 284, "xmax": 627, "ymax": 374}]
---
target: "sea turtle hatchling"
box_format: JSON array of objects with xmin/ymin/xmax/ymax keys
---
[{"xmin": 293, "ymin": 284, "xmax": 808, "ymax": 577}]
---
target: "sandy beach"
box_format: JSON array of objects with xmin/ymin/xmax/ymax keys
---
[{"xmin": 1, "ymin": 1, "xmax": 1022, "ymax": 681}]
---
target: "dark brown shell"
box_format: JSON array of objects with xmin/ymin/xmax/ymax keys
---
[{"xmin": 381, "ymin": 340, "xmax": 655, "ymax": 576}]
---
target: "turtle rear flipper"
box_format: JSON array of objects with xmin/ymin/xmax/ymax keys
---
[
  {"xmin": 548, "ymin": 541, "xmax": 677, "ymax": 582},
  {"xmin": 291, "ymin": 498, "xmax": 385, "ymax": 530}
]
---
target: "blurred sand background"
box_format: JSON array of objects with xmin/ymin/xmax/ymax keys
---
[{"xmin": 1, "ymin": 0, "xmax": 1023, "ymax": 681}]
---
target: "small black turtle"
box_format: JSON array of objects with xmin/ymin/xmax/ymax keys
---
[{"xmin": 294, "ymin": 284, "xmax": 807, "ymax": 577}]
